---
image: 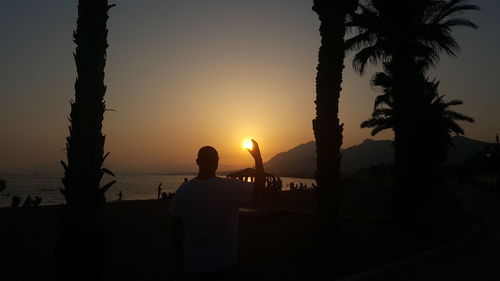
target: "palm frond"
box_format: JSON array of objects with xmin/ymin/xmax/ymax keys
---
[
  {"xmin": 433, "ymin": 0, "xmax": 480, "ymax": 24},
  {"xmin": 374, "ymin": 94, "xmax": 393, "ymax": 108},
  {"xmin": 371, "ymin": 72, "xmax": 393, "ymax": 88},
  {"xmin": 441, "ymin": 18, "xmax": 478, "ymax": 29},
  {"xmin": 345, "ymin": 31, "xmax": 376, "ymax": 51},
  {"xmin": 445, "ymin": 111, "xmax": 475, "ymax": 122},
  {"xmin": 443, "ymin": 99, "xmax": 463, "ymax": 106},
  {"xmin": 373, "ymin": 108, "xmax": 394, "ymax": 117},
  {"xmin": 352, "ymin": 44, "xmax": 384, "ymax": 74},
  {"xmin": 371, "ymin": 123, "xmax": 393, "ymax": 136},
  {"xmin": 446, "ymin": 119, "xmax": 466, "ymax": 135}
]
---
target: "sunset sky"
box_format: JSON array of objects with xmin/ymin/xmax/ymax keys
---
[{"xmin": 1, "ymin": 0, "xmax": 499, "ymax": 173}]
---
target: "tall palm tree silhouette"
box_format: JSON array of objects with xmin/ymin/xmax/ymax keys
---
[
  {"xmin": 346, "ymin": 0, "xmax": 478, "ymax": 223},
  {"xmin": 312, "ymin": 0, "xmax": 358, "ymax": 231},
  {"xmin": 57, "ymin": 1, "xmax": 115, "ymax": 280}
]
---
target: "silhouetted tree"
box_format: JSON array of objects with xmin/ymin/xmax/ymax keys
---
[
  {"xmin": 57, "ymin": 1, "xmax": 115, "ymax": 280},
  {"xmin": 421, "ymin": 80, "xmax": 474, "ymax": 168},
  {"xmin": 346, "ymin": 0, "xmax": 478, "ymax": 224},
  {"xmin": 347, "ymin": 0, "xmax": 479, "ymax": 73},
  {"xmin": 362, "ymin": 75, "xmax": 474, "ymax": 172},
  {"xmin": 312, "ymin": 0, "xmax": 358, "ymax": 231}
]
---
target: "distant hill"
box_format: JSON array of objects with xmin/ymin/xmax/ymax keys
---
[
  {"xmin": 446, "ymin": 136, "xmax": 491, "ymax": 163},
  {"xmin": 264, "ymin": 136, "xmax": 492, "ymax": 177},
  {"xmin": 263, "ymin": 141, "xmax": 317, "ymax": 178}
]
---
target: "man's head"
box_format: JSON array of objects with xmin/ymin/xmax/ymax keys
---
[{"xmin": 196, "ymin": 146, "xmax": 219, "ymax": 174}]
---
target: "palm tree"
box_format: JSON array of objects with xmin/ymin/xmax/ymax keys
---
[
  {"xmin": 362, "ymin": 75, "xmax": 474, "ymax": 167},
  {"xmin": 363, "ymin": 74, "xmax": 474, "ymax": 218},
  {"xmin": 346, "ymin": 0, "xmax": 478, "ymax": 223},
  {"xmin": 346, "ymin": 0, "xmax": 479, "ymax": 73},
  {"xmin": 363, "ymin": 74, "xmax": 474, "ymax": 187},
  {"xmin": 57, "ymin": 1, "xmax": 115, "ymax": 280},
  {"xmin": 312, "ymin": 0, "xmax": 358, "ymax": 231},
  {"xmin": 421, "ymin": 79, "xmax": 474, "ymax": 166}
]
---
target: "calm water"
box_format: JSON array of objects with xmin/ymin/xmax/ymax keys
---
[{"xmin": 0, "ymin": 174, "xmax": 316, "ymax": 207}]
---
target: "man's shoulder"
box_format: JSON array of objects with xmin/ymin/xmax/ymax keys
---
[
  {"xmin": 178, "ymin": 177, "xmax": 251, "ymax": 189},
  {"xmin": 216, "ymin": 177, "xmax": 253, "ymax": 188},
  {"xmin": 216, "ymin": 177, "xmax": 243, "ymax": 183},
  {"xmin": 173, "ymin": 179, "xmax": 197, "ymax": 197},
  {"xmin": 217, "ymin": 177, "xmax": 237, "ymax": 182}
]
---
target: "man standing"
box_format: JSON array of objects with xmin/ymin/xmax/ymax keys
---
[
  {"xmin": 170, "ymin": 139, "xmax": 265, "ymax": 280},
  {"xmin": 157, "ymin": 183, "xmax": 162, "ymax": 199}
]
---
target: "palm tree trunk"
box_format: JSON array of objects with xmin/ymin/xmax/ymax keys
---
[
  {"xmin": 312, "ymin": 0, "xmax": 348, "ymax": 232},
  {"xmin": 389, "ymin": 59, "xmax": 426, "ymax": 225},
  {"xmin": 57, "ymin": 1, "xmax": 115, "ymax": 280}
]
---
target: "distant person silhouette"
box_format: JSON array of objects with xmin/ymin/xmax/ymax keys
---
[
  {"xmin": 118, "ymin": 191, "xmax": 123, "ymax": 201},
  {"xmin": 170, "ymin": 140, "xmax": 265, "ymax": 280},
  {"xmin": 22, "ymin": 195, "xmax": 34, "ymax": 207},
  {"xmin": 33, "ymin": 196, "xmax": 42, "ymax": 206},
  {"xmin": 0, "ymin": 179, "xmax": 6, "ymax": 193},
  {"xmin": 157, "ymin": 183, "xmax": 162, "ymax": 199},
  {"xmin": 11, "ymin": 196, "xmax": 20, "ymax": 207}
]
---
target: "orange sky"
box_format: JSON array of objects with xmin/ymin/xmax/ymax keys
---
[{"xmin": 0, "ymin": 0, "xmax": 498, "ymax": 173}]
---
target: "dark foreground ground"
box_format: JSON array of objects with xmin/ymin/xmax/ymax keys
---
[
  {"xmin": 0, "ymin": 184, "xmax": 475, "ymax": 281},
  {"xmin": 356, "ymin": 182, "xmax": 500, "ymax": 281}
]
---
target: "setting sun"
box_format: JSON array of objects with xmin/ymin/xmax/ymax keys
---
[{"xmin": 243, "ymin": 140, "xmax": 253, "ymax": 150}]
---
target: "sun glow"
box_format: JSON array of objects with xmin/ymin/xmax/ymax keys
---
[{"xmin": 243, "ymin": 140, "xmax": 253, "ymax": 150}]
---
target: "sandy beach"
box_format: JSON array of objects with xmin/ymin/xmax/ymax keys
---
[{"xmin": 0, "ymin": 188, "xmax": 472, "ymax": 281}]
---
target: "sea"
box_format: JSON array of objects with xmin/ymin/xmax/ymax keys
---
[{"xmin": 0, "ymin": 174, "xmax": 316, "ymax": 208}]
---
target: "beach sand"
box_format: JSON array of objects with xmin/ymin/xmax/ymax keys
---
[{"xmin": 0, "ymin": 189, "xmax": 470, "ymax": 281}]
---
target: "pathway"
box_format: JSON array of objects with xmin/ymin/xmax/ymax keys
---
[{"xmin": 361, "ymin": 183, "xmax": 500, "ymax": 281}]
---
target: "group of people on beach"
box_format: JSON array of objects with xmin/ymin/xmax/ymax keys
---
[
  {"xmin": 157, "ymin": 180, "xmax": 185, "ymax": 200},
  {"xmin": 10, "ymin": 194, "xmax": 42, "ymax": 207},
  {"xmin": 265, "ymin": 176, "xmax": 283, "ymax": 192},
  {"xmin": 116, "ymin": 176, "xmax": 313, "ymax": 203},
  {"xmin": 288, "ymin": 182, "xmax": 314, "ymax": 190}
]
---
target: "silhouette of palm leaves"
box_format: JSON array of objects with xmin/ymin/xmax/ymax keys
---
[
  {"xmin": 362, "ymin": 74, "xmax": 474, "ymax": 148},
  {"xmin": 346, "ymin": 0, "xmax": 479, "ymax": 74}
]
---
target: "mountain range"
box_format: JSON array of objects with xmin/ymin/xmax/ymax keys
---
[
  {"xmin": 3, "ymin": 136, "xmax": 491, "ymax": 177},
  {"xmin": 263, "ymin": 136, "xmax": 492, "ymax": 178}
]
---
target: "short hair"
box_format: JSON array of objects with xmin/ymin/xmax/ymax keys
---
[{"xmin": 197, "ymin": 146, "xmax": 219, "ymax": 164}]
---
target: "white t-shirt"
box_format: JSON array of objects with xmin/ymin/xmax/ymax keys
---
[{"xmin": 169, "ymin": 177, "xmax": 253, "ymax": 273}]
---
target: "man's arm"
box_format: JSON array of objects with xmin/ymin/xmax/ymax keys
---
[{"xmin": 247, "ymin": 139, "xmax": 265, "ymax": 199}]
